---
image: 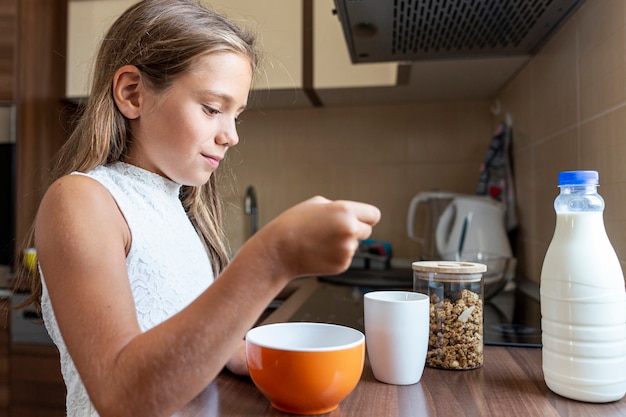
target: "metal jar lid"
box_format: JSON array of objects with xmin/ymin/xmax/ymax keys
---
[{"xmin": 412, "ymin": 261, "xmax": 487, "ymax": 274}]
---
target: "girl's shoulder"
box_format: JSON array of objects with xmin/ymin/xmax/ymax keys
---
[
  {"xmin": 46, "ymin": 163, "xmax": 128, "ymax": 206},
  {"xmin": 46, "ymin": 171, "xmax": 112, "ymax": 202},
  {"xmin": 36, "ymin": 171, "xmax": 131, "ymax": 253},
  {"xmin": 39, "ymin": 172, "xmax": 123, "ymax": 224}
]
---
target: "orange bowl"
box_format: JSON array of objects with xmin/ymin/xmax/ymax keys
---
[{"xmin": 246, "ymin": 322, "xmax": 365, "ymax": 415}]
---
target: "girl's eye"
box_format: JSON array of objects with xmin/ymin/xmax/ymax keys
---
[
  {"xmin": 204, "ymin": 106, "xmax": 220, "ymax": 116},
  {"xmin": 235, "ymin": 116, "xmax": 242, "ymax": 125}
]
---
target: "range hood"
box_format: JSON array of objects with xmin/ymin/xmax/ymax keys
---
[{"xmin": 333, "ymin": 0, "xmax": 586, "ymax": 64}]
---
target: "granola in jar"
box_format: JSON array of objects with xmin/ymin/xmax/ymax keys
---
[{"xmin": 412, "ymin": 261, "xmax": 486, "ymax": 370}]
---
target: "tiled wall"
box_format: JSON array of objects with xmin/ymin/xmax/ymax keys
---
[
  {"xmin": 221, "ymin": 101, "xmax": 495, "ymax": 262},
  {"xmin": 499, "ymin": 0, "xmax": 626, "ymax": 284},
  {"xmin": 222, "ymin": 0, "xmax": 626, "ymax": 285}
]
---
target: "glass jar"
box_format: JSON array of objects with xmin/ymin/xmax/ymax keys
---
[{"xmin": 413, "ymin": 261, "xmax": 486, "ymax": 370}]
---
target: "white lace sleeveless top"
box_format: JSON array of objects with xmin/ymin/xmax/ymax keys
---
[{"xmin": 40, "ymin": 162, "xmax": 215, "ymax": 417}]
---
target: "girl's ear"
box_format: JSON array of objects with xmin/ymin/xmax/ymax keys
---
[{"xmin": 112, "ymin": 65, "xmax": 143, "ymax": 119}]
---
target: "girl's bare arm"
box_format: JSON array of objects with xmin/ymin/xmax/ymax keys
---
[{"xmin": 36, "ymin": 175, "xmax": 380, "ymax": 417}]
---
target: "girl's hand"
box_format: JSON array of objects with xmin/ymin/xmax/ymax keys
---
[
  {"xmin": 225, "ymin": 340, "xmax": 249, "ymax": 376},
  {"xmin": 256, "ymin": 196, "xmax": 381, "ymax": 279}
]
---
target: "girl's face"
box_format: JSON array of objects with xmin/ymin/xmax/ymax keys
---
[{"xmin": 126, "ymin": 52, "xmax": 252, "ymax": 186}]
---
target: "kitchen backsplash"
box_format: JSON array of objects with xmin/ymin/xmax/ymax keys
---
[
  {"xmin": 498, "ymin": 0, "xmax": 626, "ymax": 285},
  {"xmin": 220, "ymin": 101, "xmax": 495, "ymax": 264},
  {"xmin": 222, "ymin": 0, "xmax": 626, "ymax": 287}
]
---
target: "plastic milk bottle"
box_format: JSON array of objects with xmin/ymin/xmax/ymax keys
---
[{"xmin": 540, "ymin": 170, "xmax": 626, "ymax": 402}]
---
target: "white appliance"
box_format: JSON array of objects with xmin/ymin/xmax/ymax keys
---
[{"xmin": 407, "ymin": 192, "xmax": 512, "ymax": 260}]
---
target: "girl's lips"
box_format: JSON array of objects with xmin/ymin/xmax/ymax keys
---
[{"xmin": 202, "ymin": 154, "xmax": 222, "ymax": 169}]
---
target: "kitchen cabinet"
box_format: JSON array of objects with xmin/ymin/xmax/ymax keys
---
[
  {"xmin": 313, "ymin": 0, "xmax": 396, "ymax": 89},
  {"xmin": 66, "ymin": 0, "xmax": 303, "ymax": 97},
  {"xmin": 67, "ymin": 0, "xmax": 304, "ymax": 97},
  {"xmin": 66, "ymin": 0, "xmax": 304, "ymax": 99},
  {"xmin": 66, "ymin": 0, "xmax": 398, "ymax": 103},
  {"xmin": 9, "ymin": 344, "xmax": 64, "ymax": 417},
  {"xmin": 9, "ymin": 294, "xmax": 65, "ymax": 417},
  {"xmin": 14, "ymin": 0, "xmax": 67, "ymax": 280},
  {"xmin": 66, "ymin": 0, "xmax": 138, "ymax": 98},
  {"xmin": 9, "ymin": 0, "xmax": 67, "ymax": 405},
  {"xmin": 217, "ymin": 0, "xmax": 397, "ymax": 91},
  {"xmin": 10, "ymin": 3, "xmax": 68, "ymax": 411},
  {"xmin": 210, "ymin": 0, "xmax": 303, "ymax": 92},
  {"xmin": 0, "ymin": 0, "xmax": 17, "ymax": 101},
  {"xmin": 0, "ymin": 297, "xmax": 9, "ymax": 417}
]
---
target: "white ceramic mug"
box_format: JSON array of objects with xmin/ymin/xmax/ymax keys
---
[{"xmin": 363, "ymin": 291, "xmax": 429, "ymax": 385}]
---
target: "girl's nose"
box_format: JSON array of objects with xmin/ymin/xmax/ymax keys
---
[{"xmin": 216, "ymin": 119, "xmax": 240, "ymax": 147}]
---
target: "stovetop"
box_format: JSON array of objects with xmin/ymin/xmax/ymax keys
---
[{"xmin": 288, "ymin": 268, "xmax": 542, "ymax": 348}]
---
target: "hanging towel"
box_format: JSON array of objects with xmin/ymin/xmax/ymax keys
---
[{"xmin": 476, "ymin": 122, "xmax": 518, "ymax": 232}]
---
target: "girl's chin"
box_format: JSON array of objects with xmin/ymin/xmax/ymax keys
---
[{"xmin": 183, "ymin": 172, "xmax": 214, "ymax": 187}]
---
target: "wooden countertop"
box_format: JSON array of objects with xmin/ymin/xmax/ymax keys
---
[
  {"xmin": 208, "ymin": 346, "xmax": 625, "ymax": 417},
  {"xmin": 201, "ymin": 278, "xmax": 626, "ymax": 416}
]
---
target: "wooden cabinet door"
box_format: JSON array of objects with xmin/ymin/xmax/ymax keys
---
[
  {"xmin": 10, "ymin": 344, "xmax": 65, "ymax": 417},
  {"xmin": 0, "ymin": 0, "xmax": 17, "ymax": 101}
]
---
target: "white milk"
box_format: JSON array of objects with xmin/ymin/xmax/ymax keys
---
[{"xmin": 541, "ymin": 211, "xmax": 626, "ymax": 403}]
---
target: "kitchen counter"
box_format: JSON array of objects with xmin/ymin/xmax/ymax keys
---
[
  {"xmin": 206, "ymin": 346, "xmax": 625, "ymax": 417},
  {"xmin": 200, "ymin": 278, "xmax": 625, "ymax": 416}
]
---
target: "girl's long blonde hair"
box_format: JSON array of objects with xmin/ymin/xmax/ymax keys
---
[{"xmin": 18, "ymin": 0, "xmax": 260, "ymax": 309}]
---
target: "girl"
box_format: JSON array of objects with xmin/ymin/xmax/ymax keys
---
[{"xmin": 19, "ymin": 1, "xmax": 380, "ymax": 416}]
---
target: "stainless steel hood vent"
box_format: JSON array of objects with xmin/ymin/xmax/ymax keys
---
[{"xmin": 333, "ymin": 0, "xmax": 585, "ymax": 63}]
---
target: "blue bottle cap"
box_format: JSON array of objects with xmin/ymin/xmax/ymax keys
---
[{"xmin": 558, "ymin": 170, "xmax": 599, "ymax": 186}]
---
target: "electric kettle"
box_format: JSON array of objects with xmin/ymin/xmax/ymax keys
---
[{"xmin": 407, "ymin": 192, "xmax": 512, "ymax": 260}]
